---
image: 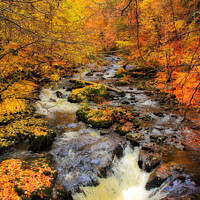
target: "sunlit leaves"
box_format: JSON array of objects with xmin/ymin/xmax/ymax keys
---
[{"xmin": 0, "ymin": 158, "xmax": 55, "ymax": 199}]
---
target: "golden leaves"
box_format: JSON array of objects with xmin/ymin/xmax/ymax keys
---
[
  {"xmin": 0, "ymin": 98, "xmax": 28, "ymax": 116},
  {"xmin": 1, "ymin": 80, "xmax": 37, "ymax": 100},
  {"xmin": 0, "ymin": 158, "xmax": 55, "ymax": 199}
]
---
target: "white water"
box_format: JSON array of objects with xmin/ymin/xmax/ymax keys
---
[
  {"xmin": 34, "ymin": 88, "xmax": 80, "ymax": 117},
  {"xmin": 74, "ymin": 147, "xmax": 166, "ymax": 200},
  {"xmin": 33, "ymin": 85, "xmax": 168, "ymax": 200}
]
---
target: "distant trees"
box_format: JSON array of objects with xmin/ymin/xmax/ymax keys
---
[{"xmin": 0, "ymin": 0, "xmax": 105, "ymax": 82}]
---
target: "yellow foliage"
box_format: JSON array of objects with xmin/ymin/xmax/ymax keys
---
[
  {"xmin": 0, "ymin": 98, "xmax": 28, "ymax": 116},
  {"xmin": 50, "ymin": 74, "xmax": 61, "ymax": 82},
  {"xmin": 1, "ymin": 80, "xmax": 37, "ymax": 100},
  {"xmin": 0, "ymin": 138, "xmax": 15, "ymax": 148},
  {"xmin": 0, "ymin": 117, "xmax": 47, "ymax": 138}
]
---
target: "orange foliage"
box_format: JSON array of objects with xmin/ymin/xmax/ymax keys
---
[{"xmin": 0, "ymin": 159, "xmax": 55, "ymax": 199}]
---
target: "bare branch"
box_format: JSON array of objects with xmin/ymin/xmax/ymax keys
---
[{"xmin": 121, "ymin": 0, "xmax": 133, "ymax": 16}]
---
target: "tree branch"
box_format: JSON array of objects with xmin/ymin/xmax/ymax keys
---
[
  {"xmin": 121, "ymin": 0, "xmax": 133, "ymax": 15},
  {"xmin": 0, "ymin": 40, "xmax": 40, "ymax": 60}
]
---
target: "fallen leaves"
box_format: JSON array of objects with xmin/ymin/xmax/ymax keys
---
[{"xmin": 0, "ymin": 158, "xmax": 56, "ymax": 199}]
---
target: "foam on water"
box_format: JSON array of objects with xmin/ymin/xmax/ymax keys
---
[
  {"xmin": 74, "ymin": 146, "xmax": 167, "ymax": 200},
  {"xmin": 34, "ymin": 88, "xmax": 80, "ymax": 117}
]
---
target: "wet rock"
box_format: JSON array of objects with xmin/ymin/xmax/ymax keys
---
[
  {"xmin": 146, "ymin": 164, "xmax": 170, "ymax": 190},
  {"xmin": 55, "ymin": 188, "xmax": 73, "ymax": 200},
  {"xmin": 128, "ymin": 97, "xmax": 136, "ymax": 101},
  {"xmin": 112, "ymin": 144, "xmax": 124, "ymax": 159},
  {"xmin": 150, "ymin": 135, "xmax": 167, "ymax": 144},
  {"xmin": 86, "ymin": 72, "xmax": 93, "ymax": 76},
  {"xmin": 116, "ymin": 79, "xmax": 132, "ymax": 86},
  {"xmin": 121, "ymin": 100, "xmax": 130, "ymax": 105},
  {"xmin": 49, "ymin": 98, "xmax": 56, "ymax": 102},
  {"xmin": 115, "ymin": 67, "xmax": 127, "ymax": 78},
  {"xmin": 100, "ymin": 130, "xmax": 110, "ymax": 136},
  {"xmin": 146, "ymin": 176, "xmax": 167, "ymax": 190},
  {"xmin": 174, "ymin": 142, "xmax": 186, "ymax": 150},
  {"xmin": 115, "ymin": 125, "xmax": 131, "ymax": 136},
  {"xmin": 140, "ymin": 115, "xmax": 152, "ymax": 121},
  {"xmin": 153, "ymin": 112, "xmax": 165, "ymax": 117},
  {"xmin": 29, "ymin": 131, "xmax": 56, "ymax": 152},
  {"xmin": 130, "ymin": 73, "xmax": 142, "ymax": 78},
  {"xmin": 126, "ymin": 132, "xmax": 142, "ymax": 147},
  {"xmin": 66, "ymin": 87, "xmax": 73, "ymax": 91},
  {"xmin": 56, "ymin": 91, "xmax": 65, "ymax": 98},
  {"xmin": 120, "ymin": 92, "xmax": 126, "ymax": 97},
  {"xmin": 74, "ymin": 80, "xmax": 86, "ymax": 88},
  {"xmin": 50, "ymin": 133, "xmax": 126, "ymax": 192},
  {"xmin": 125, "ymin": 65, "xmax": 137, "ymax": 71},
  {"xmin": 138, "ymin": 150, "xmax": 162, "ymax": 172}
]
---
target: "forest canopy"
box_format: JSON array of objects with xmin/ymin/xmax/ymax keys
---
[{"xmin": 0, "ymin": 0, "xmax": 199, "ymax": 103}]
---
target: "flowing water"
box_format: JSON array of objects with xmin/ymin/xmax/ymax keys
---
[{"xmin": 10, "ymin": 55, "xmax": 200, "ymax": 199}]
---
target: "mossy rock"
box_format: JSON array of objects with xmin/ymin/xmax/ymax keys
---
[
  {"xmin": 68, "ymin": 84, "xmax": 108, "ymax": 103},
  {"xmin": 114, "ymin": 107, "xmax": 135, "ymax": 123},
  {"xmin": 115, "ymin": 67, "xmax": 127, "ymax": 78},
  {"xmin": 76, "ymin": 106, "xmax": 115, "ymax": 128},
  {"xmin": 74, "ymin": 80, "xmax": 86, "ymax": 88},
  {"xmin": 115, "ymin": 125, "xmax": 132, "ymax": 136},
  {"xmin": 29, "ymin": 129, "xmax": 56, "ymax": 152},
  {"xmin": 115, "ymin": 79, "xmax": 131, "ymax": 86}
]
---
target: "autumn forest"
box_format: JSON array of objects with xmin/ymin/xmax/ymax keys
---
[{"xmin": 0, "ymin": 0, "xmax": 200, "ymax": 199}]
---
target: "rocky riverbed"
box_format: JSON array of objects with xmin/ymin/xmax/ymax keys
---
[{"xmin": 1, "ymin": 55, "xmax": 199, "ymax": 199}]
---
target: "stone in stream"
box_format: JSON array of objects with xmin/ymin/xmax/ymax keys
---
[
  {"xmin": 138, "ymin": 149, "xmax": 162, "ymax": 172},
  {"xmin": 146, "ymin": 164, "xmax": 171, "ymax": 190},
  {"xmin": 50, "ymin": 132, "xmax": 126, "ymax": 193},
  {"xmin": 56, "ymin": 91, "xmax": 65, "ymax": 98},
  {"xmin": 76, "ymin": 105, "xmax": 115, "ymax": 128},
  {"xmin": 68, "ymin": 83, "xmax": 108, "ymax": 103},
  {"xmin": 153, "ymin": 112, "xmax": 165, "ymax": 117},
  {"xmin": 86, "ymin": 72, "xmax": 93, "ymax": 76},
  {"xmin": 29, "ymin": 129, "xmax": 56, "ymax": 152}
]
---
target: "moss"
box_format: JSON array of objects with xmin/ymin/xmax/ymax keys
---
[
  {"xmin": 115, "ymin": 79, "xmax": 131, "ymax": 86},
  {"xmin": 74, "ymin": 80, "xmax": 86, "ymax": 88},
  {"xmin": 76, "ymin": 106, "xmax": 115, "ymax": 128},
  {"xmin": 68, "ymin": 83, "xmax": 108, "ymax": 103},
  {"xmin": 29, "ymin": 129, "xmax": 56, "ymax": 152},
  {"xmin": 115, "ymin": 125, "xmax": 131, "ymax": 136},
  {"xmin": 0, "ymin": 117, "xmax": 55, "ymax": 153},
  {"xmin": 115, "ymin": 67, "xmax": 127, "ymax": 78}
]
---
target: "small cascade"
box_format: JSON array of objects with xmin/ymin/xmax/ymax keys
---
[
  {"xmin": 29, "ymin": 55, "xmax": 200, "ymax": 199},
  {"xmin": 73, "ymin": 147, "xmax": 166, "ymax": 200}
]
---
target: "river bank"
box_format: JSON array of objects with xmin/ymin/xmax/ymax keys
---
[{"xmin": 0, "ymin": 55, "xmax": 199, "ymax": 199}]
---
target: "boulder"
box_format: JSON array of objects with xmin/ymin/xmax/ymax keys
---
[
  {"xmin": 29, "ymin": 129, "xmax": 56, "ymax": 152},
  {"xmin": 76, "ymin": 106, "xmax": 115, "ymax": 128},
  {"xmin": 68, "ymin": 84, "xmax": 108, "ymax": 103},
  {"xmin": 138, "ymin": 150, "xmax": 162, "ymax": 172}
]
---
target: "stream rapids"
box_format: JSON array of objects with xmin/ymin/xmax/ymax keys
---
[{"xmin": 8, "ymin": 56, "xmax": 200, "ymax": 199}]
